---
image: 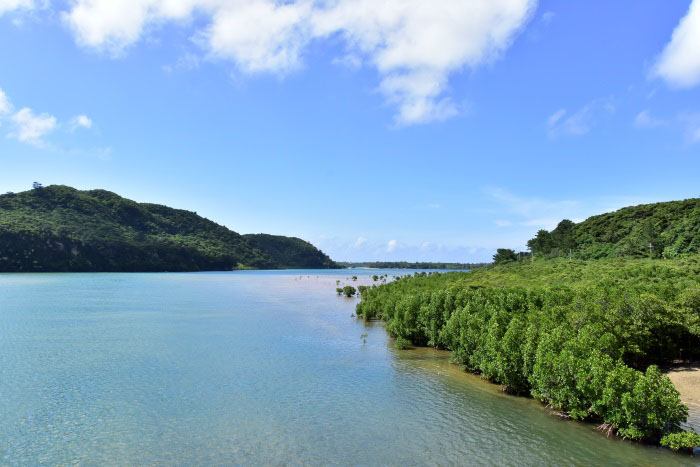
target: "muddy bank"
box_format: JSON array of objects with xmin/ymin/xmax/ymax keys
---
[{"xmin": 666, "ymin": 363, "xmax": 700, "ymax": 431}]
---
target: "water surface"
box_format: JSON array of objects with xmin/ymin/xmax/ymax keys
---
[{"xmin": 1, "ymin": 270, "xmax": 697, "ymax": 465}]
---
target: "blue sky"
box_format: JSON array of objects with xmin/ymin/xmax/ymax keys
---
[{"xmin": 1, "ymin": 0, "xmax": 700, "ymax": 262}]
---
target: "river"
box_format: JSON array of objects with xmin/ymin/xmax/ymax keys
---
[{"xmin": 0, "ymin": 270, "xmax": 697, "ymax": 465}]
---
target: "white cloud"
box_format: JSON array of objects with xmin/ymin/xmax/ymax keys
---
[
  {"xmin": 313, "ymin": 0, "xmax": 536, "ymax": 124},
  {"xmin": 386, "ymin": 239, "xmax": 397, "ymax": 252},
  {"xmin": 0, "ymin": 0, "xmax": 34, "ymax": 15},
  {"xmin": 652, "ymin": 0, "xmax": 700, "ymax": 88},
  {"xmin": 70, "ymin": 114, "xmax": 93, "ymax": 130},
  {"xmin": 547, "ymin": 98, "xmax": 615, "ymax": 138},
  {"xmin": 9, "ymin": 107, "xmax": 57, "ymax": 146},
  {"xmin": 61, "ymin": 0, "xmax": 537, "ymax": 124},
  {"xmin": 0, "ymin": 87, "xmax": 95, "ymax": 147},
  {"xmin": 633, "ymin": 110, "xmax": 665, "ymax": 129},
  {"xmin": 0, "ymin": 88, "xmax": 13, "ymax": 115},
  {"xmin": 203, "ymin": 1, "xmax": 313, "ymax": 73},
  {"xmin": 352, "ymin": 236, "xmax": 368, "ymax": 248}
]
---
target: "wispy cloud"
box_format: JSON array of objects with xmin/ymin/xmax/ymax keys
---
[
  {"xmin": 484, "ymin": 187, "xmax": 579, "ymax": 218},
  {"xmin": 162, "ymin": 52, "xmax": 201, "ymax": 74},
  {"xmin": 546, "ymin": 97, "xmax": 615, "ymax": 138},
  {"xmin": 633, "ymin": 110, "xmax": 666, "ymax": 129},
  {"xmin": 633, "ymin": 109, "xmax": 700, "ymax": 145},
  {"xmin": 493, "ymin": 219, "xmax": 513, "ymax": 228},
  {"xmin": 386, "ymin": 239, "xmax": 397, "ymax": 252},
  {"xmin": 0, "ymin": 88, "xmax": 12, "ymax": 115}
]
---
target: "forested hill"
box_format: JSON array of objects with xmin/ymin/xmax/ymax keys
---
[
  {"xmin": 243, "ymin": 234, "xmax": 338, "ymax": 269},
  {"xmin": 527, "ymin": 198, "xmax": 700, "ymax": 259},
  {"xmin": 0, "ymin": 185, "xmax": 337, "ymax": 272}
]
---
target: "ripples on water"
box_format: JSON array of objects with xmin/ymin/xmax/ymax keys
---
[{"xmin": 0, "ymin": 271, "xmax": 698, "ymax": 465}]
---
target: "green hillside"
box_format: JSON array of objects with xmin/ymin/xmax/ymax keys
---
[
  {"xmin": 243, "ymin": 234, "xmax": 339, "ymax": 269},
  {"xmin": 527, "ymin": 198, "xmax": 700, "ymax": 259},
  {"xmin": 0, "ymin": 185, "xmax": 336, "ymax": 272}
]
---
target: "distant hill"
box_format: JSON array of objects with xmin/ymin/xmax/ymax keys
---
[
  {"xmin": 0, "ymin": 185, "xmax": 337, "ymax": 272},
  {"xmin": 527, "ymin": 198, "xmax": 700, "ymax": 259},
  {"xmin": 337, "ymin": 261, "xmax": 487, "ymax": 270},
  {"xmin": 243, "ymin": 234, "xmax": 338, "ymax": 269}
]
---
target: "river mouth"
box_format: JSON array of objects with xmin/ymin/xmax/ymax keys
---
[{"xmin": 0, "ymin": 270, "xmax": 697, "ymax": 465}]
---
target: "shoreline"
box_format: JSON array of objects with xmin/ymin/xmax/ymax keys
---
[{"xmin": 666, "ymin": 364, "xmax": 700, "ymax": 408}]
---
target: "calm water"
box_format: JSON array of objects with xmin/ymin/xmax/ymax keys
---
[{"xmin": 1, "ymin": 269, "xmax": 698, "ymax": 465}]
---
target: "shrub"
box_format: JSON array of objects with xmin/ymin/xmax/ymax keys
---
[
  {"xmin": 394, "ymin": 337, "xmax": 412, "ymax": 349},
  {"xmin": 660, "ymin": 430, "xmax": 700, "ymax": 451}
]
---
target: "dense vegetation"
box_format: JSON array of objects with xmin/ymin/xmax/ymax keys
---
[
  {"xmin": 356, "ymin": 257, "xmax": 700, "ymax": 448},
  {"xmin": 527, "ymin": 198, "xmax": 700, "ymax": 259},
  {"xmin": 338, "ymin": 261, "xmax": 487, "ymax": 270},
  {"xmin": 0, "ymin": 185, "xmax": 336, "ymax": 271},
  {"xmin": 244, "ymin": 234, "xmax": 338, "ymax": 269}
]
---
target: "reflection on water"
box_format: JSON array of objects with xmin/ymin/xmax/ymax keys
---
[{"xmin": 0, "ymin": 270, "xmax": 697, "ymax": 465}]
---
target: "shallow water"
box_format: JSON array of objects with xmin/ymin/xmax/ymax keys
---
[{"xmin": 0, "ymin": 270, "xmax": 697, "ymax": 465}]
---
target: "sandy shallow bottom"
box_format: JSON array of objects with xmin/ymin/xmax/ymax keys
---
[{"xmin": 666, "ymin": 364, "xmax": 700, "ymax": 430}]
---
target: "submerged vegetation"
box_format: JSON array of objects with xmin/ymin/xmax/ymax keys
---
[
  {"xmin": 0, "ymin": 185, "xmax": 337, "ymax": 271},
  {"xmin": 356, "ymin": 257, "xmax": 700, "ymax": 448}
]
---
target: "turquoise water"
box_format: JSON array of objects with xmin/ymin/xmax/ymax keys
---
[{"xmin": 0, "ymin": 270, "xmax": 697, "ymax": 465}]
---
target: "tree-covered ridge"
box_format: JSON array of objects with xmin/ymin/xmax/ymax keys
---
[
  {"xmin": 355, "ymin": 257, "xmax": 700, "ymax": 448},
  {"xmin": 0, "ymin": 185, "xmax": 336, "ymax": 271},
  {"xmin": 243, "ymin": 234, "xmax": 339, "ymax": 269},
  {"xmin": 527, "ymin": 198, "xmax": 700, "ymax": 259}
]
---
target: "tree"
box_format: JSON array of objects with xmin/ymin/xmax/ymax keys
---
[
  {"xmin": 551, "ymin": 219, "xmax": 576, "ymax": 253},
  {"xmin": 343, "ymin": 285, "xmax": 357, "ymax": 297},
  {"xmin": 527, "ymin": 229, "xmax": 553, "ymax": 255},
  {"xmin": 32, "ymin": 182, "xmax": 43, "ymax": 190},
  {"xmin": 493, "ymin": 248, "xmax": 518, "ymax": 264}
]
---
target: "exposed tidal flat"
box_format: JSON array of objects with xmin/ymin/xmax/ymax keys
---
[{"xmin": 0, "ymin": 270, "xmax": 698, "ymax": 465}]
